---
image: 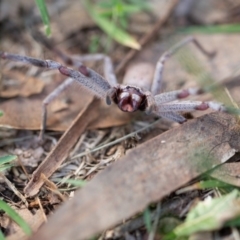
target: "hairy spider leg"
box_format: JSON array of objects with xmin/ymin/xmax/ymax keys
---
[
  {"xmin": 157, "ymin": 100, "xmax": 226, "ymax": 113},
  {"xmin": 154, "ymin": 88, "xmax": 203, "ymax": 105},
  {"xmin": 0, "ymin": 52, "xmax": 112, "ymax": 140},
  {"xmin": 0, "ymin": 52, "xmax": 111, "ymax": 97},
  {"xmin": 153, "ymin": 88, "xmax": 226, "ymax": 123},
  {"xmin": 156, "ymin": 101, "xmax": 227, "ymax": 123},
  {"xmin": 40, "ymin": 77, "xmax": 75, "ymax": 140},
  {"xmin": 156, "ymin": 101, "xmax": 226, "ymax": 123},
  {"xmin": 144, "ymin": 87, "xmax": 203, "ymax": 115},
  {"xmin": 159, "ymin": 112, "xmax": 187, "ymax": 123},
  {"xmin": 71, "ymin": 54, "xmax": 117, "ymax": 86},
  {"xmin": 40, "ymin": 53, "xmax": 119, "ymax": 139},
  {"xmin": 151, "ymin": 36, "xmax": 215, "ymax": 96},
  {"xmin": 29, "ymin": 31, "xmax": 118, "ymax": 86}
]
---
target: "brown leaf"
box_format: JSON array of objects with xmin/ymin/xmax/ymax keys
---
[
  {"xmin": 28, "ymin": 112, "xmax": 240, "ymax": 240},
  {"xmin": 1, "ymin": 70, "xmax": 45, "ymax": 98}
]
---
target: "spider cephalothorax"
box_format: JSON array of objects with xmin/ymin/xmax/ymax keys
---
[
  {"xmin": 0, "ymin": 36, "xmax": 229, "ymax": 140},
  {"xmin": 110, "ymin": 85, "xmax": 148, "ymax": 112}
]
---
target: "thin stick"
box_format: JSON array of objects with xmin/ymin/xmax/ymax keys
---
[
  {"xmin": 0, "ymin": 173, "xmax": 28, "ymax": 207},
  {"xmin": 36, "ymin": 197, "xmax": 47, "ymax": 223},
  {"xmin": 72, "ymin": 119, "xmax": 162, "ymax": 159}
]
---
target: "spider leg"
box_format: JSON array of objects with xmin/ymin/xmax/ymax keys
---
[
  {"xmin": 0, "ymin": 52, "xmax": 112, "ymax": 99},
  {"xmin": 39, "ymin": 77, "xmax": 75, "ymax": 140},
  {"xmin": 29, "ymin": 32, "xmax": 118, "ymax": 86},
  {"xmin": 154, "ymin": 88, "xmax": 203, "ymax": 105},
  {"xmin": 0, "ymin": 51, "xmax": 113, "ymax": 140},
  {"xmin": 158, "ymin": 100, "xmax": 226, "ymax": 113},
  {"xmin": 159, "ymin": 112, "xmax": 186, "ymax": 123},
  {"xmin": 71, "ymin": 54, "xmax": 118, "ymax": 105},
  {"xmin": 71, "ymin": 54, "xmax": 117, "ymax": 86},
  {"xmin": 151, "ymin": 36, "xmax": 215, "ymax": 95},
  {"xmin": 37, "ymin": 32, "xmax": 118, "ymax": 87}
]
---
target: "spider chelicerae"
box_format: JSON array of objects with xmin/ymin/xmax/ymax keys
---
[{"xmin": 0, "ymin": 37, "xmax": 227, "ymax": 139}]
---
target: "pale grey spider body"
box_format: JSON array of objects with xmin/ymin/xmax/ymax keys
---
[{"xmin": 0, "ymin": 37, "xmax": 226, "ymax": 139}]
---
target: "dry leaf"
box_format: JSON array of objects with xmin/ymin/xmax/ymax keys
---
[
  {"xmin": 28, "ymin": 112, "xmax": 240, "ymax": 240},
  {"xmin": 1, "ymin": 70, "xmax": 45, "ymax": 98},
  {"xmin": 6, "ymin": 209, "xmax": 44, "ymax": 240}
]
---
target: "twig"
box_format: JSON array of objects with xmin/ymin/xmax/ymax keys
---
[
  {"xmin": 0, "ymin": 173, "xmax": 28, "ymax": 207},
  {"xmin": 72, "ymin": 119, "xmax": 162, "ymax": 159},
  {"xmin": 41, "ymin": 173, "xmax": 67, "ymax": 202},
  {"xmin": 36, "ymin": 196, "xmax": 47, "ymax": 223}
]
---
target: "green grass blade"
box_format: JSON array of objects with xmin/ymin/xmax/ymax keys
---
[
  {"xmin": 56, "ymin": 178, "xmax": 86, "ymax": 187},
  {"xmin": 0, "ymin": 230, "xmax": 5, "ymax": 240},
  {"xmin": 0, "ymin": 230, "xmax": 6, "ymax": 240},
  {"xmin": 179, "ymin": 24, "xmax": 240, "ymax": 34},
  {"xmin": 98, "ymin": 4, "xmax": 148, "ymax": 17},
  {"xmin": 0, "ymin": 165, "xmax": 13, "ymax": 172},
  {"xmin": 199, "ymin": 179, "xmax": 234, "ymax": 190},
  {"xmin": 0, "ymin": 155, "xmax": 17, "ymax": 165},
  {"xmin": 225, "ymin": 216, "xmax": 240, "ymax": 227},
  {"xmin": 0, "ymin": 111, "xmax": 3, "ymax": 117},
  {"xmin": 35, "ymin": 0, "xmax": 51, "ymax": 36},
  {"xmin": 0, "ymin": 200, "xmax": 32, "ymax": 235},
  {"xmin": 84, "ymin": 1, "xmax": 140, "ymax": 49},
  {"xmin": 173, "ymin": 190, "xmax": 240, "ymax": 236},
  {"xmin": 143, "ymin": 207, "xmax": 152, "ymax": 232}
]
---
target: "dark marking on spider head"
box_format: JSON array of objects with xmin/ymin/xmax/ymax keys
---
[
  {"xmin": 78, "ymin": 65, "xmax": 89, "ymax": 77},
  {"xmin": 111, "ymin": 86, "xmax": 147, "ymax": 112}
]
